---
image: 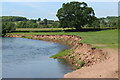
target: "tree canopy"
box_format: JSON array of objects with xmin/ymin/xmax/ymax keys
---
[
  {"xmin": 56, "ymin": 1, "xmax": 96, "ymax": 30},
  {"xmin": 38, "ymin": 18, "xmax": 41, "ymax": 21},
  {"xmin": 2, "ymin": 22, "xmax": 16, "ymax": 36}
]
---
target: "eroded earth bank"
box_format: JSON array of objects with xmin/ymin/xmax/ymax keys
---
[{"xmin": 6, "ymin": 34, "xmax": 118, "ymax": 78}]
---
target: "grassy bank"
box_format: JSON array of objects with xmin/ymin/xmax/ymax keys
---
[
  {"xmin": 50, "ymin": 49, "xmax": 72, "ymax": 58},
  {"xmin": 7, "ymin": 29, "xmax": 117, "ymax": 69},
  {"xmin": 9, "ymin": 29, "xmax": 118, "ymax": 49}
]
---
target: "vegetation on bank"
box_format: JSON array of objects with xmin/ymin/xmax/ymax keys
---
[
  {"xmin": 50, "ymin": 48, "xmax": 86, "ymax": 69},
  {"xmin": 50, "ymin": 49, "xmax": 72, "ymax": 58},
  {"xmin": 21, "ymin": 35, "xmax": 33, "ymax": 39},
  {"xmin": 9, "ymin": 29, "xmax": 118, "ymax": 49}
]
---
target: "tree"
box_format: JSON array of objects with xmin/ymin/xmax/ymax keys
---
[
  {"xmin": 38, "ymin": 18, "xmax": 41, "ymax": 21},
  {"xmin": 2, "ymin": 22, "xmax": 16, "ymax": 36},
  {"xmin": 44, "ymin": 19, "xmax": 47, "ymax": 25},
  {"xmin": 91, "ymin": 19, "xmax": 100, "ymax": 29},
  {"xmin": 56, "ymin": 1, "xmax": 96, "ymax": 30}
]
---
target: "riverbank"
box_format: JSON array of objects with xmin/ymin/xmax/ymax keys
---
[
  {"xmin": 64, "ymin": 48, "xmax": 118, "ymax": 78},
  {"xmin": 6, "ymin": 34, "xmax": 107, "ymax": 69},
  {"xmin": 10, "ymin": 29, "xmax": 118, "ymax": 49},
  {"xmin": 5, "ymin": 32, "xmax": 118, "ymax": 78}
]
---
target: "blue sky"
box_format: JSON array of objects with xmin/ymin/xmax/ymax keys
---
[{"xmin": 2, "ymin": 2, "xmax": 118, "ymax": 20}]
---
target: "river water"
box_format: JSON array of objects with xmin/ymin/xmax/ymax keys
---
[{"xmin": 2, "ymin": 37, "xmax": 72, "ymax": 78}]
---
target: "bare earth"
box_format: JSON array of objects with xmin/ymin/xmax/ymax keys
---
[{"xmin": 64, "ymin": 48, "xmax": 118, "ymax": 78}]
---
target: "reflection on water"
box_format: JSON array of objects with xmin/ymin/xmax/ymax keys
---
[{"xmin": 2, "ymin": 37, "xmax": 72, "ymax": 78}]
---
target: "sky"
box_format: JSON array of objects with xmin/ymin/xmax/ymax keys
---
[{"xmin": 1, "ymin": 1, "xmax": 119, "ymax": 20}]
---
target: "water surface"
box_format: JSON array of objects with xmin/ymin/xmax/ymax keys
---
[{"xmin": 2, "ymin": 37, "xmax": 72, "ymax": 78}]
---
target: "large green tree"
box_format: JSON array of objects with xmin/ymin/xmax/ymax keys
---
[{"xmin": 56, "ymin": 1, "xmax": 96, "ymax": 30}]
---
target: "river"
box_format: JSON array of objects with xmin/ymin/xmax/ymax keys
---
[{"xmin": 2, "ymin": 37, "xmax": 72, "ymax": 78}]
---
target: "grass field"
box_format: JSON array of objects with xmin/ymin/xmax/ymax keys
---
[
  {"xmin": 16, "ymin": 27, "xmax": 117, "ymax": 32},
  {"xmin": 10, "ymin": 29, "xmax": 118, "ymax": 48},
  {"xmin": 16, "ymin": 28, "xmax": 71, "ymax": 31}
]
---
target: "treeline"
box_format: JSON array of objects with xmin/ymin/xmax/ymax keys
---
[
  {"xmin": 1, "ymin": 16, "xmax": 60, "ymax": 36},
  {"xmin": 99, "ymin": 16, "xmax": 118, "ymax": 28},
  {"xmin": 1, "ymin": 16, "xmax": 119, "ymax": 36},
  {"xmin": 87, "ymin": 16, "xmax": 118, "ymax": 29},
  {"xmin": 2, "ymin": 16, "xmax": 27, "ymax": 22},
  {"xmin": 2, "ymin": 16, "xmax": 60, "ymax": 28},
  {"xmin": 2, "ymin": 16, "xmax": 119, "ymax": 29}
]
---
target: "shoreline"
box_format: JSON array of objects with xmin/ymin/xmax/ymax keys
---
[
  {"xmin": 64, "ymin": 48, "xmax": 118, "ymax": 78},
  {"xmin": 5, "ymin": 34, "xmax": 117, "ymax": 78}
]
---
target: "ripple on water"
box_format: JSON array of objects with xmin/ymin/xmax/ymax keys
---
[{"xmin": 2, "ymin": 37, "xmax": 72, "ymax": 78}]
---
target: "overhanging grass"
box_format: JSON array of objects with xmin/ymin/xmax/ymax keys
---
[
  {"xmin": 50, "ymin": 49, "xmax": 72, "ymax": 58},
  {"xmin": 9, "ymin": 29, "xmax": 118, "ymax": 48},
  {"xmin": 21, "ymin": 35, "xmax": 33, "ymax": 39}
]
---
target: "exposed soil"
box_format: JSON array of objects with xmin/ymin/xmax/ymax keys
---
[{"xmin": 64, "ymin": 48, "xmax": 118, "ymax": 78}]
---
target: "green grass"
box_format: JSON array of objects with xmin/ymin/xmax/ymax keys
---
[
  {"xmin": 16, "ymin": 27, "xmax": 117, "ymax": 31},
  {"xmin": 16, "ymin": 28, "xmax": 72, "ymax": 31},
  {"xmin": 91, "ymin": 46, "xmax": 105, "ymax": 49},
  {"xmin": 9, "ymin": 29, "xmax": 118, "ymax": 48},
  {"xmin": 50, "ymin": 49, "xmax": 73, "ymax": 58},
  {"xmin": 21, "ymin": 35, "xmax": 33, "ymax": 39}
]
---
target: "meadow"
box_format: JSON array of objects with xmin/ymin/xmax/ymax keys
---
[
  {"xmin": 16, "ymin": 27, "xmax": 117, "ymax": 32},
  {"xmin": 10, "ymin": 29, "xmax": 118, "ymax": 49}
]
